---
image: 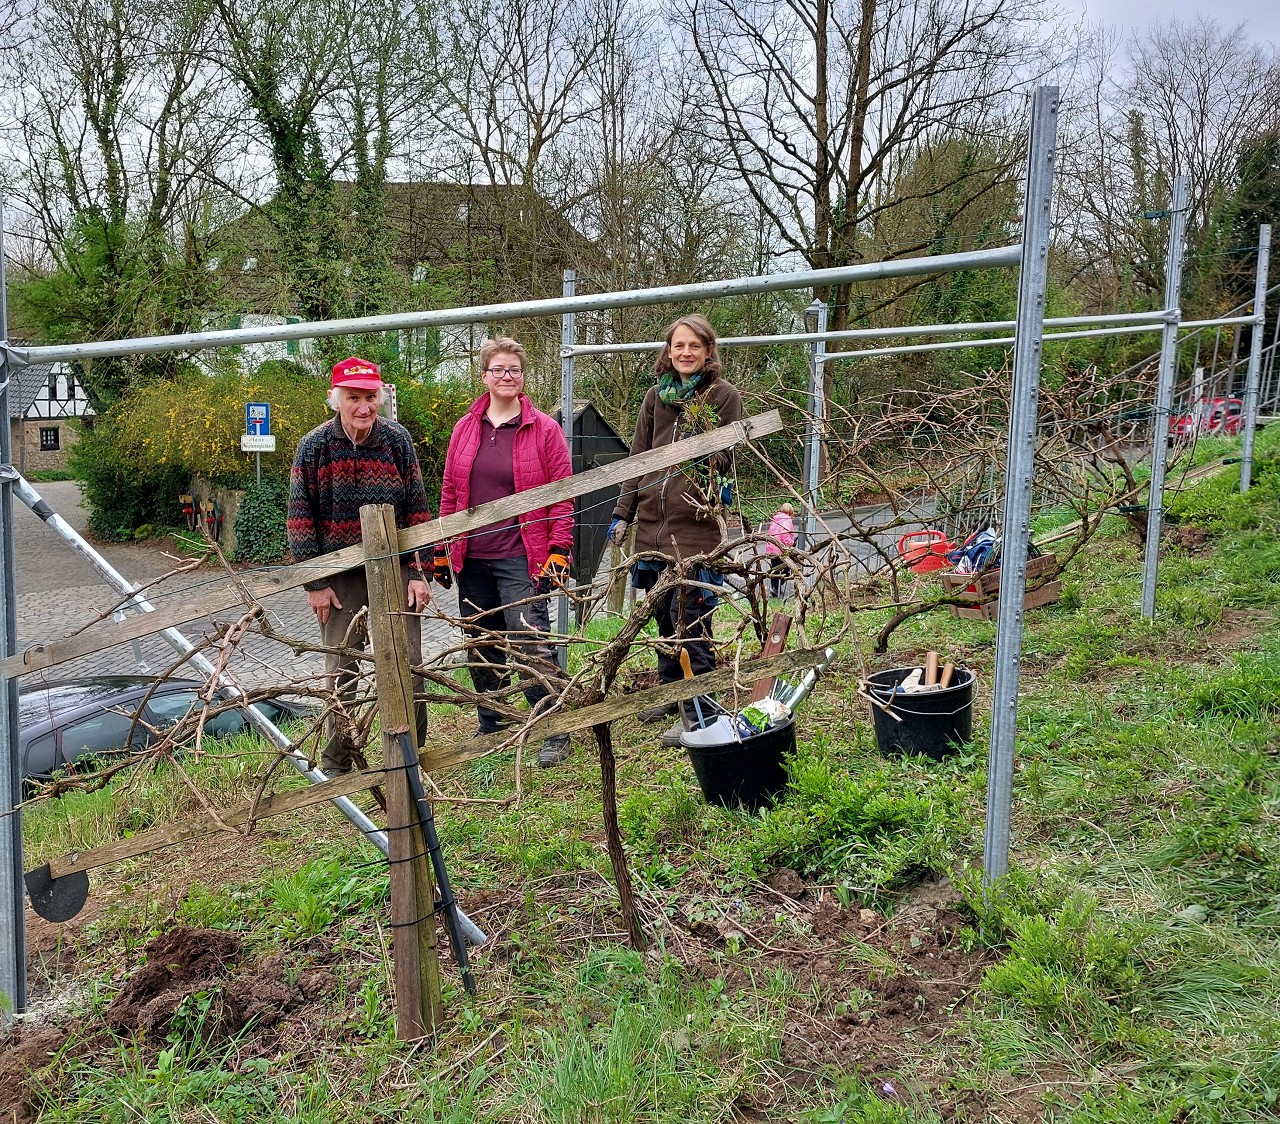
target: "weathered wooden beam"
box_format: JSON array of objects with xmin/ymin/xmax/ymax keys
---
[
  {"xmin": 3, "ymin": 410, "xmax": 783, "ymax": 680},
  {"xmin": 42, "ymin": 647, "xmax": 822, "ymax": 881},
  {"xmin": 363, "ymin": 504, "xmax": 443, "ymax": 1037}
]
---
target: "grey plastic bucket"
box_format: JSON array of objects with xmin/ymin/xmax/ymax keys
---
[{"xmin": 866, "ymin": 667, "xmax": 975, "ymax": 761}]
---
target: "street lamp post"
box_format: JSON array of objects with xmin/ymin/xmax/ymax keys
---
[{"xmin": 799, "ymin": 299, "xmax": 828, "ymax": 553}]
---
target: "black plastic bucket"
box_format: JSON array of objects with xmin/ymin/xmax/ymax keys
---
[
  {"xmin": 684, "ymin": 719, "xmax": 797, "ymax": 811},
  {"xmin": 865, "ymin": 667, "xmax": 975, "ymax": 761}
]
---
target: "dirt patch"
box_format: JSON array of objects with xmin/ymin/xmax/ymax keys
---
[
  {"xmin": 0, "ymin": 1027, "xmax": 70, "ymax": 1124},
  {"xmin": 1207, "ymin": 607, "xmax": 1273, "ymax": 651},
  {"xmin": 1164, "ymin": 525, "xmax": 1213, "ymax": 552},
  {"xmin": 647, "ymin": 874, "xmax": 1018, "ymax": 1119},
  {"xmin": 766, "ymin": 867, "xmax": 807, "ymax": 900},
  {"xmin": 99, "ymin": 927, "xmax": 336, "ymax": 1047},
  {"xmin": 25, "ymin": 907, "xmax": 95, "ymax": 983}
]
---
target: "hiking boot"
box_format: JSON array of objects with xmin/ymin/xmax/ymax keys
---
[
  {"xmin": 637, "ymin": 700, "xmax": 678, "ymax": 723},
  {"xmin": 536, "ymin": 733, "xmax": 572, "ymax": 768},
  {"xmin": 660, "ymin": 718, "xmax": 686, "ymax": 748},
  {"xmin": 660, "ymin": 699, "xmax": 716, "ymax": 747}
]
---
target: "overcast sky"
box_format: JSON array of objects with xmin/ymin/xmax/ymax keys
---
[{"xmin": 1063, "ymin": 0, "xmax": 1280, "ymax": 46}]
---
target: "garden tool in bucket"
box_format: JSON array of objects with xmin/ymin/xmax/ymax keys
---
[{"xmin": 678, "ymin": 648, "xmax": 711, "ymax": 732}]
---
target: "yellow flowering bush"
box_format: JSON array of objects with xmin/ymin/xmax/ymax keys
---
[{"xmin": 116, "ymin": 364, "xmax": 328, "ymax": 485}]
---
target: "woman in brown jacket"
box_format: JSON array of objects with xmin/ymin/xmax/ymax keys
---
[{"xmin": 608, "ymin": 313, "xmax": 743, "ymax": 746}]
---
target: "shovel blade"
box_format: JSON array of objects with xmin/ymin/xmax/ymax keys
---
[{"xmin": 25, "ymin": 864, "xmax": 90, "ymax": 923}]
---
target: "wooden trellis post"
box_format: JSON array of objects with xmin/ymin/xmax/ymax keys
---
[{"xmin": 361, "ymin": 503, "xmax": 443, "ymax": 1038}]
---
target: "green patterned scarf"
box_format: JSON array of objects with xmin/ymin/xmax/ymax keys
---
[{"xmin": 656, "ymin": 369, "xmax": 705, "ymax": 407}]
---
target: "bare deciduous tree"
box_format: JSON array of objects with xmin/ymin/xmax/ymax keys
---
[
  {"xmin": 1056, "ymin": 18, "xmax": 1280, "ymax": 315},
  {"xmin": 681, "ymin": 0, "xmax": 1057, "ymax": 333},
  {"xmin": 5, "ymin": 0, "xmax": 235, "ymax": 401}
]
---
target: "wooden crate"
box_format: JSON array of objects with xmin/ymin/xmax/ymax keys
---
[{"xmin": 940, "ymin": 552, "xmax": 1061, "ymax": 621}]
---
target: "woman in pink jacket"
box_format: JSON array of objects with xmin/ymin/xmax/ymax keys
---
[
  {"xmin": 434, "ymin": 337, "xmax": 575, "ymax": 767},
  {"xmin": 765, "ymin": 503, "xmax": 795, "ymax": 598}
]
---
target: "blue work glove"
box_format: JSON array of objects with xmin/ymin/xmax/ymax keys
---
[{"xmin": 607, "ymin": 518, "xmax": 628, "ymax": 546}]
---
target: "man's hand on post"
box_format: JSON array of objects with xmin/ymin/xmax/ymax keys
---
[
  {"xmin": 607, "ymin": 518, "xmax": 628, "ymax": 546},
  {"xmin": 307, "ymin": 586, "xmax": 342, "ymax": 626}
]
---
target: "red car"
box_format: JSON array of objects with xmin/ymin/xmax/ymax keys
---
[{"xmin": 1171, "ymin": 397, "xmax": 1244, "ymax": 439}]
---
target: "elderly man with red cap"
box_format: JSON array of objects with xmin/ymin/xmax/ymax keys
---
[{"xmin": 287, "ymin": 356, "xmax": 433, "ymax": 777}]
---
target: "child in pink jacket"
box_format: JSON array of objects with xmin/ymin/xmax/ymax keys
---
[{"xmin": 765, "ymin": 503, "xmax": 795, "ymax": 598}]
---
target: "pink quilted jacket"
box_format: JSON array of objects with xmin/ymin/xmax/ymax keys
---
[{"xmin": 439, "ymin": 394, "xmax": 574, "ymax": 577}]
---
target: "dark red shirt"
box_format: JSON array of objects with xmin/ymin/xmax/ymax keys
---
[{"xmin": 466, "ymin": 412, "xmax": 525, "ymax": 558}]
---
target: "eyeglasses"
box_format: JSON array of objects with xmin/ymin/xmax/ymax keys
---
[{"xmin": 483, "ymin": 366, "xmax": 524, "ymax": 379}]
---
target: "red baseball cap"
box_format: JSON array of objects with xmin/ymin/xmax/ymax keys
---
[{"xmin": 331, "ymin": 356, "xmax": 384, "ymax": 390}]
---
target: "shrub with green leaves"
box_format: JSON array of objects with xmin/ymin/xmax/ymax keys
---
[
  {"xmin": 115, "ymin": 364, "xmax": 327, "ymax": 487},
  {"xmin": 68, "ymin": 416, "xmax": 188, "ymax": 540},
  {"xmin": 232, "ymin": 476, "xmax": 289, "ymax": 564},
  {"xmin": 981, "ymin": 892, "xmax": 1148, "ymax": 1021}
]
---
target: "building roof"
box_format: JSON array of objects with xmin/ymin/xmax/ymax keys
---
[
  {"xmin": 6, "ymin": 362, "xmax": 51, "ymax": 420},
  {"xmin": 211, "ymin": 180, "xmax": 607, "ymax": 314}
]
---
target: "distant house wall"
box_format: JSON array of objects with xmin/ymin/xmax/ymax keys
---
[
  {"xmin": 19, "ymin": 418, "xmax": 82, "ymax": 472},
  {"xmin": 10, "ymin": 362, "xmax": 94, "ymax": 473}
]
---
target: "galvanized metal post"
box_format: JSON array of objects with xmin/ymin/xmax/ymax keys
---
[
  {"xmin": 0, "ymin": 198, "xmax": 25, "ymax": 1019},
  {"xmin": 1239, "ymin": 225, "xmax": 1271, "ymax": 492},
  {"xmin": 1141, "ymin": 176, "xmax": 1189, "ymax": 620},
  {"xmin": 800, "ymin": 302, "xmax": 829, "ymax": 551},
  {"xmin": 1266, "ymin": 307, "xmax": 1280, "ymax": 413},
  {"xmin": 983, "ymin": 86, "xmax": 1058, "ymax": 886},
  {"xmin": 556, "ymin": 270, "xmax": 576, "ymax": 662}
]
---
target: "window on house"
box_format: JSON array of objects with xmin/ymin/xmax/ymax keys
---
[
  {"xmin": 47, "ymin": 372, "xmax": 57, "ymax": 399},
  {"xmin": 40, "ymin": 428, "xmax": 60, "ymax": 451}
]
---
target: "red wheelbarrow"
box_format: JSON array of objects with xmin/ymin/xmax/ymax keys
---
[{"xmin": 897, "ymin": 530, "xmax": 953, "ymax": 573}]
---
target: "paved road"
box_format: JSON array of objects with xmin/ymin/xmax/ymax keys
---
[
  {"xmin": 11, "ymin": 480, "xmax": 463, "ymax": 692},
  {"xmin": 10, "ymin": 480, "xmax": 949, "ymax": 692}
]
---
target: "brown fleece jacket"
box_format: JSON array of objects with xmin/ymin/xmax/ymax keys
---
[{"xmin": 611, "ymin": 372, "xmax": 744, "ymax": 560}]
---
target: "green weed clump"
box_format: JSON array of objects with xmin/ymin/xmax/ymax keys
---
[
  {"xmin": 743, "ymin": 748, "xmax": 966, "ymax": 898},
  {"xmin": 1187, "ymin": 643, "xmax": 1280, "ymax": 718},
  {"xmin": 489, "ymin": 959, "xmax": 785, "ymax": 1121},
  {"xmin": 1149, "ymin": 749, "xmax": 1280, "ymax": 922},
  {"xmin": 979, "ymin": 891, "xmax": 1148, "ymax": 1026},
  {"xmin": 1165, "ymin": 426, "xmax": 1280, "ymax": 533}
]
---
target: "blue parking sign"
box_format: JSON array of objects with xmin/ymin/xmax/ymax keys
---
[{"xmin": 246, "ymin": 402, "xmax": 271, "ymax": 436}]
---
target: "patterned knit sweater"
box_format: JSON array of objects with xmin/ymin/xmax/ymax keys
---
[{"xmin": 287, "ymin": 416, "xmax": 432, "ymax": 590}]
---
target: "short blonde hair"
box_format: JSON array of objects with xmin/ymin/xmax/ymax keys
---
[{"xmin": 478, "ymin": 337, "xmax": 528, "ymax": 373}]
